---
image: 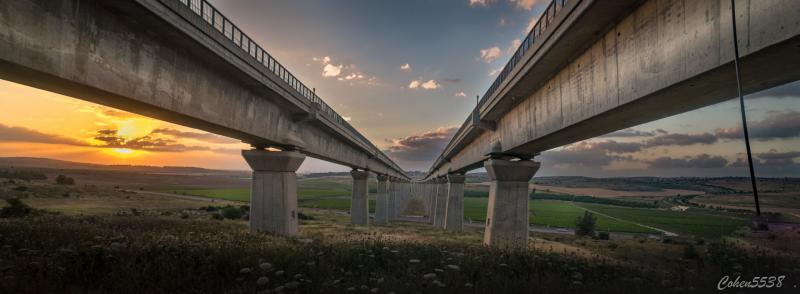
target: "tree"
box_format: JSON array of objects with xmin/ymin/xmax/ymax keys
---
[{"xmin": 575, "ymin": 211, "xmax": 597, "ymax": 237}]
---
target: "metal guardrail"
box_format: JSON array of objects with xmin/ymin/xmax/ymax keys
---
[
  {"xmin": 426, "ymin": 0, "xmax": 571, "ymax": 178},
  {"xmin": 175, "ymin": 0, "xmax": 405, "ymax": 176}
]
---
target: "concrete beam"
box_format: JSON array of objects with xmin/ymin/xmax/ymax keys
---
[
  {"xmin": 349, "ymin": 169, "xmax": 369, "ymax": 225},
  {"xmin": 242, "ymin": 149, "xmax": 304, "ymax": 236},
  {"xmin": 483, "ymin": 158, "xmax": 540, "ymax": 249}
]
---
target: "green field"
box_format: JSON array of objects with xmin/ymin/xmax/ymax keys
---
[
  {"xmin": 160, "ymin": 182, "xmax": 750, "ymax": 237},
  {"xmin": 464, "ymin": 198, "xmax": 656, "ymax": 234},
  {"xmin": 575, "ymin": 203, "xmax": 748, "ymax": 238}
]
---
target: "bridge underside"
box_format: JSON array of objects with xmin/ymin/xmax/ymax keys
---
[
  {"xmin": 429, "ymin": 0, "xmax": 800, "ymax": 177},
  {"xmin": 0, "ymin": 0, "xmax": 406, "ymax": 179}
]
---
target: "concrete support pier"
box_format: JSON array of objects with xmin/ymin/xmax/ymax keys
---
[
  {"xmin": 374, "ymin": 175, "xmax": 389, "ymax": 225},
  {"xmin": 427, "ymin": 181, "xmax": 436, "ymax": 224},
  {"xmin": 387, "ymin": 179, "xmax": 397, "ymax": 221},
  {"xmin": 444, "ymin": 174, "xmax": 466, "ymax": 232},
  {"xmin": 433, "ymin": 178, "xmax": 448, "ymax": 229},
  {"xmin": 350, "ymin": 169, "xmax": 370, "ymax": 225},
  {"xmin": 483, "ymin": 158, "xmax": 540, "ymax": 248},
  {"xmin": 242, "ymin": 149, "xmax": 305, "ymax": 236}
]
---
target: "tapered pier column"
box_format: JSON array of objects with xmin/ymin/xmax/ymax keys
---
[
  {"xmin": 483, "ymin": 158, "xmax": 540, "ymax": 248},
  {"xmin": 433, "ymin": 178, "xmax": 448, "ymax": 229},
  {"xmin": 242, "ymin": 149, "xmax": 305, "ymax": 236},
  {"xmin": 350, "ymin": 169, "xmax": 370, "ymax": 225},
  {"xmin": 375, "ymin": 175, "xmax": 389, "ymax": 225},
  {"xmin": 445, "ymin": 174, "xmax": 466, "ymax": 232}
]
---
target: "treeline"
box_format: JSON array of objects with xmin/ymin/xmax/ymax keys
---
[
  {"xmin": 0, "ymin": 169, "xmax": 47, "ymax": 181},
  {"xmin": 532, "ymin": 193, "xmax": 657, "ymax": 208}
]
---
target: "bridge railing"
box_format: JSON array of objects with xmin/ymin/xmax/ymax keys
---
[
  {"xmin": 176, "ymin": 0, "xmax": 405, "ymax": 176},
  {"xmin": 426, "ymin": 0, "xmax": 571, "ymax": 179}
]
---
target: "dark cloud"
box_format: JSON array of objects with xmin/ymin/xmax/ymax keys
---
[
  {"xmin": 599, "ymin": 128, "xmax": 655, "ymax": 138},
  {"xmin": 648, "ymin": 154, "xmax": 728, "ymax": 169},
  {"xmin": 541, "ymin": 140, "xmax": 640, "ymax": 168},
  {"xmin": 715, "ymin": 111, "xmax": 800, "ymax": 141},
  {"xmin": 92, "ymin": 130, "xmax": 214, "ymax": 153},
  {"xmin": 383, "ymin": 127, "xmax": 457, "ymax": 167},
  {"xmin": 151, "ymin": 128, "xmax": 238, "ymax": 144},
  {"xmin": 644, "ymin": 133, "xmax": 717, "ymax": 147},
  {"xmin": 0, "ymin": 123, "xmax": 87, "ymax": 146},
  {"xmin": 748, "ymin": 80, "xmax": 800, "ymax": 99}
]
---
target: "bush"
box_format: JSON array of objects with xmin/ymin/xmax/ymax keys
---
[
  {"xmin": 210, "ymin": 213, "xmax": 224, "ymax": 220},
  {"xmin": 12, "ymin": 186, "xmax": 28, "ymax": 192},
  {"xmin": 597, "ymin": 231, "xmax": 610, "ymax": 240},
  {"xmin": 575, "ymin": 211, "xmax": 596, "ymax": 237},
  {"xmin": 55, "ymin": 175, "xmax": 75, "ymax": 185},
  {"xmin": 0, "ymin": 198, "xmax": 33, "ymax": 218},
  {"xmin": 220, "ymin": 206, "xmax": 245, "ymax": 220},
  {"xmin": 298, "ymin": 212, "xmax": 314, "ymax": 220},
  {"xmin": 682, "ymin": 244, "xmax": 699, "ymax": 259}
]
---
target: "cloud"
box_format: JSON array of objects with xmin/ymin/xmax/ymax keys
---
[
  {"xmin": 498, "ymin": 17, "xmax": 507, "ymax": 27},
  {"xmin": 469, "ymin": 0, "xmax": 495, "ymax": 7},
  {"xmin": 540, "ymin": 140, "xmax": 640, "ymax": 168},
  {"xmin": 715, "ymin": 111, "xmax": 800, "ymax": 141},
  {"xmin": 400, "ymin": 63, "xmax": 411, "ymax": 71},
  {"xmin": 0, "ymin": 123, "xmax": 87, "ymax": 146},
  {"xmin": 600, "ymin": 128, "xmax": 656, "ymax": 138},
  {"xmin": 748, "ymin": 80, "xmax": 800, "ymax": 99},
  {"xmin": 507, "ymin": 39, "xmax": 522, "ymax": 55},
  {"xmin": 510, "ymin": 0, "xmax": 540, "ymax": 10},
  {"xmin": 151, "ymin": 128, "xmax": 238, "ymax": 144},
  {"xmin": 525, "ymin": 16, "xmax": 539, "ymax": 33},
  {"xmin": 648, "ymin": 154, "xmax": 728, "ymax": 169},
  {"xmin": 384, "ymin": 127, "xmax": 458, "ymax": 165},
  {"xmin": 343, "ymin": 116, "xmax": 352, "ymax": 122},
  {"xmin": 479, "ymin": 46, "xmax": 502, "ymax": 63},
  {"xmin": 322, "ymin": 63, "xmax": 343, "ymax": 77},
  {"xmin": 421, "ymin": 80, "xmax": 440, "ymax": 90},
  {"xmin": 488, "ymin": 67, "xmax": 502, "ymax": 76},
  {"xmin": 644, "ymin": 132, "xmax": 717, "ymax": 147},
  {"xmin": 455, "ymin": 92, "xmax": 467, "ymax": 97},
  {"xmin": 408, "ymin": 79, "xmax": 440, "ymax": 90}
]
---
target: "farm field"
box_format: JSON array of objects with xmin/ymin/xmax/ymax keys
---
[{"xmin": 575, "ymin": 203, "xmax": 749, "ymax": 239}]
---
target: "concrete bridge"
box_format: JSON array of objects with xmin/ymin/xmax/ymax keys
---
[
  {"xmin": 3, "ymin": 0, "xmax": 799, "ymax": 248},
  {"xmin": 419, "ymin": 0, "xmax": 800, "ymax": 248},
  {"xmin": 0, "ymin": 0, "xmax": 410, "ymax": 235}
]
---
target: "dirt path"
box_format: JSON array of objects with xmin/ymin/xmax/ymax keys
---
[
  {"xmin": 131, "ymin": 190, "xmax": 244, "ymax": 204},
  {"xmin": 570, "ymin": 203, "xmax": 679, "ymax": 237}
]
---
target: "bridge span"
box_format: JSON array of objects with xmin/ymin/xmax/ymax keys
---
[
  {"xmin": 419, "ymin": 0, "xmax": 800, "ymax": 248},
  {"xmin": 0, "ymin": 0, "xmax": 411, "ymax": 236}
]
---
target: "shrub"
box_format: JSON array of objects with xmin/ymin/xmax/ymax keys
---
[
  {"xmin": 12, "ymin": 186, "xmax": 28, "ymax": 192},
  {"xmin": 220, "ymin": 206, "xmax": 245, "ymax": 220},
  {"xmin": 298, "ymin": 212, "xmax": 314, "ymax": 220},
  {"xmin": 55, "ymin": 175, "xmax": 75, "ymax": 185},
  {"xmin": 597, "ymin": 231, "xmax": 610, "ymax": 240},
  {"xmin": 210, "ymin": 213, "xmax": 224, "ymax": 220},
  {"xmin": 575, "ymin": 211, "xmax": 596, "ymax": 237},
  {"xmin": 0, "ymin": 198, "xmax": 33, "ymax": 218},
  {"xmin": 682, "ymin": 244, "xmax": 699, "ymax": 259}
]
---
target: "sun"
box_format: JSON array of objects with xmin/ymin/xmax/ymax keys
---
[{"xmin": 113, "ymin": 148, "xmax": 134, "ymax": 155}]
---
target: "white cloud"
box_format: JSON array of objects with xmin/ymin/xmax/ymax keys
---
[
  {"xmin": 400, "ymin": 63, "xmax": 411, "ymax": 71},
  {"xmin": 343, "ymin": 116, "xmax": 352, "ymax": 122},
  {"xmin": 525, "ymin": 16, "xmax": 539, "ymax": 33},
  {"xmin": 409, "ymin": 80, "xmax": 421, "ymax": 89},
  {"xmin": 313, "ymin": 56, "xmax": 332, "ymax": 64},
  {"xmin": 510, "ymin": 0, "xmax": 539, "ymax": 10},
  {"xmin": 339, "ymin": 73, "xmax": 365, "ymax": 81},
  {"xmin": 507, "ymin": 38, "xmax": 522, "ymax": 55},
  {"xmin": 421, "ymin": 80, "xmax": 440, "ymax": 89},
  {"xmin": 322, "ymin": 63, "xmax": 343, "ymax": 77},
  {"xmin": 455, "ymin": 92, "xmax": 467, "ymax": 97},
  {"xmin": 489, "ymin": 67, "xmax": 502, "ymax": 76},
  {"xmin": 479, "ymin": 46, "xmax": 502, "ymax": 63},
  {"xmin": 469, "ymin": 0, "xmax": 494, "ymax": 7}
]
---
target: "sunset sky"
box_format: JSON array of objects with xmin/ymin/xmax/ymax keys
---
[{"xmin": 1, "ymin": 0, "xmax": 798, "ymax": 177}]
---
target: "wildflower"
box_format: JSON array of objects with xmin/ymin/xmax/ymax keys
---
[
  {"xmin": 447, "ymin": 264, "xmax": 460, "ymax": 271},
  {"xmin": 434, "ymin": 268, "xmax": 443, "ymax": 273},
  {"xmin": 260, "ymin": 262, "xmax": 273, "ymax": 271},
  {"xmin": 423, "ymin": 273, "xmax": 436, "ymax": 279},
  {"xmin": 257, "ymin": 277, "xmax": 269, "ymax": 286},
  {"xmin": 409, "ymin": 259, "xmax": 420, "ymax": 263},
  {"xmin": 464, "ymin": 283, "xmax": 473, "ymax": 288},
  {"xmin": 347, "ymin": 287, "xmax": 355, "ymax": 291},
  {"xmin": 275, "ymin": 270, "xmax": 285, "ymax": 276},
  {"xmin": 240, "ymin": 268, "xmax": 253, "ymax": 274}
]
